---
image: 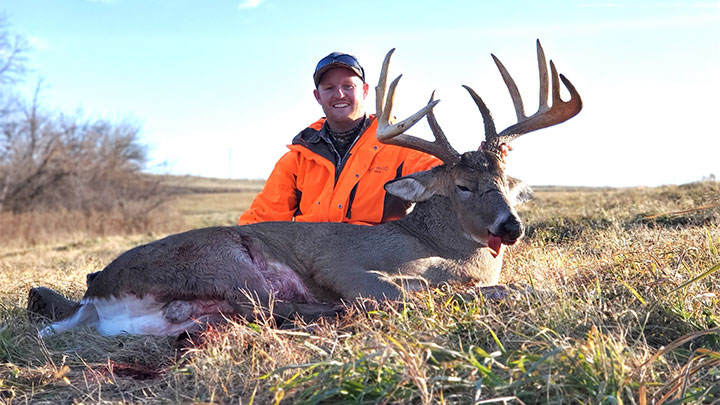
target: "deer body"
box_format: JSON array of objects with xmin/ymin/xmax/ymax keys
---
[
  {"xmin": 36, "ymin": 41, "xmax": 581, "ymax": 337},
  {"xmin": 43, "ymin": 169, "xmax": 523, "ymax": 336}
]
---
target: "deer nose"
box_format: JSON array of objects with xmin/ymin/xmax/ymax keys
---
[{"xmin": 499, "ymin": 217, "xmax": 524, "ymax": 243}]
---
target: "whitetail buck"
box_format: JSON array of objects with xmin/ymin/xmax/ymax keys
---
[{"xmin": 29, "ymin": 40, "xmax": 581, "ymax": 337}]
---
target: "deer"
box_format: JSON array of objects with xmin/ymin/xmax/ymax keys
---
[{"xmin": 28, "ymin": 40, "xmax": 581, "ymax": 337}]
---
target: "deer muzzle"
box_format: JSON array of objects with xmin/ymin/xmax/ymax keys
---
[
  {"xmin": 487, "ymin": 216, "xmax": 525, "ymax": 258},
  {"xmin": 497, "ymin": 216, "xmax": 524, "ymax": 244}
]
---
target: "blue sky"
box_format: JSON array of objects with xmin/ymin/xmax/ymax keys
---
[{"xmin": 3, "ymin": 0, "xmax": 719, "ymax": 187}]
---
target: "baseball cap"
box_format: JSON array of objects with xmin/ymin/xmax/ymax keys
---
[{"xmin": 313, "ymin": 52, "xmax": 365, "ymax": 87}]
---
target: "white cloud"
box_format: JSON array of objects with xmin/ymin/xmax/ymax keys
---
[
  {"xmin": 238, "ymin": 0, "xmax": 262, "ymax": 9},
  {"xmin": 28, "ymin": 36, "xmax": 51, "ymax": 51}
]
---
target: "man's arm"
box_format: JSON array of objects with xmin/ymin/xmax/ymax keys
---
[
  {"xmin": 238, "ymin": 152, "xmax": 300, "ymax": 225},
  {"xmin": 401, "ymin": 149, "xmax": 443, "ymax": 175}
]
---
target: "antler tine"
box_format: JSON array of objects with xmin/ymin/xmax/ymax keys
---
[
  {"xmin": 462, "ymin": 84, "xmax": 500, "ymax": 151},
  {"xmin": 375, "ymin": 48, "xmax": 393, "ymax": 127},
  {"xmin": 490, "ymin": 40, "xmax": 549, "ymax": 120},
  {"xmin": 375, "ymin": 49, "xmax": 460, "ymax": 165},
  {"xmin": 474, "ymin": 40, "xmax": 582, "ymax": 154},
  {"xmin": 425, "ymin": 91, "xmax": 461, "ymax": 164},
  {"xmin": 536, "ymin": 40, "xmax": 550, "ymax": 114},
  {"xmin": 491, "ymin": 54, "xmax": 525, "ymax": 122}
]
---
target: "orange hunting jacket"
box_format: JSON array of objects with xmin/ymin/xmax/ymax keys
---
[{"xmin": 238, "ymin": 115, "xmax": 441, "ymax": 226}]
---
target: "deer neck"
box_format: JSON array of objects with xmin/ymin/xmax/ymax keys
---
[{"xmin": 394, "ymin": 196, "xmax": 481, "ymax": 259}]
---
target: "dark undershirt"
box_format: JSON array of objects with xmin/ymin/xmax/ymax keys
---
[{"xmin": 326, "ymin": 117, "xmax": 365, "ymax": 160}]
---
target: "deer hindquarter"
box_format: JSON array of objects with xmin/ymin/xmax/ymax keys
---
[{"xmin": 42, "ymin": 227, "xmax": 319, "ymax": 336}]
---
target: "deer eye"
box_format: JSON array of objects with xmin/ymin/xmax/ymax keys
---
[{"xmin": 455, "ymin": 184, "xmax": 473, "ymax": 199}]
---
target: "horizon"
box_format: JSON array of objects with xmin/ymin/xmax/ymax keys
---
[{"xmin": 3, "ymin": 0, "xmax": 719, "ymax": 187}]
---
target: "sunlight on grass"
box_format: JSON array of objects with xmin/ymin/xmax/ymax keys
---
[{"xmin": 1, "ymin": 179, "xmax": 718, "ymax": 403}]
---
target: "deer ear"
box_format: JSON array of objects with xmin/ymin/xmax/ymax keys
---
[
  {"xmin": 507, "ymin": 176, "xmax": 533, "ymax": 206},
  {"xmin": 385, "ymin": 170, "xmax": 438, "ymax": 202}
]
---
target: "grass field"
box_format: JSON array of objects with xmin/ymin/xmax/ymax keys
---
[{"xmin": 0, "ymin": 177, "xmax": 718, "ymax": 404}]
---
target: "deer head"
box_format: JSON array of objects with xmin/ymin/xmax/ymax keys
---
[{"xmin": 374, "ymin": 40, "xmax": 582, "ymax": 257}]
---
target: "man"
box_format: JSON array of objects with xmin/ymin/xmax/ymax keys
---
[
  {"xmin": 239, "ymin": 52, "xmax": 444, "ymax": 225},
  {"xmin": 239, "ymin": 51, "xmax": 509, "ymax": 226}
]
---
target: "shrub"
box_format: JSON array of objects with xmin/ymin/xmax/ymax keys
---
[{"xmin": 0, "ymin": 16, "xmax": 178, "ymax": 245}]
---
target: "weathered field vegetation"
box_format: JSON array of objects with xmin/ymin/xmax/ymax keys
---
[
  {"xmin": 1, "ymin": 15, "xmax": 718, "ymax": 404},
  {"xmin": 1, "ymin": 178, "xmax": 718, "ymax": 404}
]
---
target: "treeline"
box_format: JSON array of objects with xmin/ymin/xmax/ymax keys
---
[{"xmin": 0, "ymin": 17, "xmax": 179, "ymax": 246}]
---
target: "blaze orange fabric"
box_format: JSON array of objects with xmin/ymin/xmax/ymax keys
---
[{"xmin": 238, "ymin": 115, "xmax": 441, "ymax": 226}]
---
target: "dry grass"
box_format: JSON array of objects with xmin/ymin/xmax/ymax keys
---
[
  {"xmin": 0, "ymin": 179, "xmax": 718, "ymax": 404},
  {"xmin": 162, "ymin": 175, "xmax": 263, "ymax": 228},
  {"xmin": 157, "ymin": 174, "xmax": 265, "ymax": 193},
  {"xmin": 169, "ymin": 192, "xmax": 256, "ymax": 229},
  {"xmin": 0, "ymin": 176, "xmax": 263, "ymax": 247},
  {"xmin": 0, "ymin": 208, "xmax": 181, "ymax": 249}
]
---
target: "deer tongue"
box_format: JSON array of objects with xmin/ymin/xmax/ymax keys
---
[{"xmin": 487, "ymin": 233, "xmax": 503, "ymax": 258}]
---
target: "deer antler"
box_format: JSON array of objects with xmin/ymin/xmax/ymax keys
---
[
  {"xmin": 375, "ymin": 49, "xmax": 461, "ymax": 165},
  {"xmin": 464, "ymin": 40, "xmax": 582, "ymax": 155}
]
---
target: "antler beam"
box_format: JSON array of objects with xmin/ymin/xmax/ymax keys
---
[
  {"xmin": 375, "ymin": 49, "xmax": 461, "ymax": 165},
  {"xmin": 464, "ymin": 40, "xmax": 583, "ymax": 155}
]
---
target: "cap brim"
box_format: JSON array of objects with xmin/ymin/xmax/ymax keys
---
[{"xmin": 314, "ymin": 63, "xmax": 364, "ymax": 86}]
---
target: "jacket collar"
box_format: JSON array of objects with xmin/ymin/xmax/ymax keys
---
[{"xmin": 295, "ymin": 114, "xmax": 372, "ymax": 146}]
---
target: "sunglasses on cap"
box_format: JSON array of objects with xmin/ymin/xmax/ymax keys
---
[{"xmin": 313, "ymin": 52, "xmax": 365, "ymax": 87}]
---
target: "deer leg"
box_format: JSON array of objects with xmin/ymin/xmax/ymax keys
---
[
  {"xmin": 172, "ymin": 314, "xmax": 231, "ymax": 355},
  {"xmin": 223, "ymin": 288, "xmax": 282, "ymax": 325},
  {"xmin": 327, "ymin": 269, "xmax": 403, "ymax": 303},
  {"xmin": 293, "ymin": 302, "xmax": 345, "ymax": 319},
  {"xmin": 27, "ymin": 287, "xmax": 80, "ymax": 323},
  {"xmin": 275, "ymin": 302, "xmax": 346, "ymax": 327}
]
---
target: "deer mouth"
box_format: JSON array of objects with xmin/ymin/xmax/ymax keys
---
[{"xmin": 487, "ymin": 232, "xmax": 519, "ymax": 258}]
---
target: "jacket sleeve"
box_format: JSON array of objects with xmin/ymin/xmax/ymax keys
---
[
  {"xmin": 238, "ymin": 151, "xmax": 300, "ymax": 225},
  {"xmin": 401, "ymin": 149, "xmax": 443, "ymax": 176}
]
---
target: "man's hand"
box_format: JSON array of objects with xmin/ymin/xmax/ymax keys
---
[{"xmin": 480, "ymin": 141, "xmax": 513, "ymax": 164}]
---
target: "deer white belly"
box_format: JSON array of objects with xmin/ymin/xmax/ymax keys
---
[{"xmin": 41, "ymin": 295, "xmax": 232, "ymax": 337}]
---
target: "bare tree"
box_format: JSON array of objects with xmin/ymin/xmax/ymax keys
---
[
  {"xmin": 0, "ymin": 84, "xmax": 56, "ymax": 211},
  {"xmin": 0, "ymin": 15, "xmax": 27, "ymax": 86},
  {"xmin": 0, "ymin": 15, "xmax": 167, "ymax": 217},
  {"xmin": 0, "ymin": 15, "xmax": 29, "ymax": 208},
  {"xmin": 0, "ymin": 15, "xmax": 174, "ymax": 244},
  {"xmin": 0, "ymin": 14, "xmax": 27, "ymax": 121},
  {"xmin": 0, "ymin": 94, "xmax": 156, "ymax": 214}
]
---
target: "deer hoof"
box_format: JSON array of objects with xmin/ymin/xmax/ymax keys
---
[{"xmin": 27, "ymin": 287, "xmax": 78, "ymax": 322}]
